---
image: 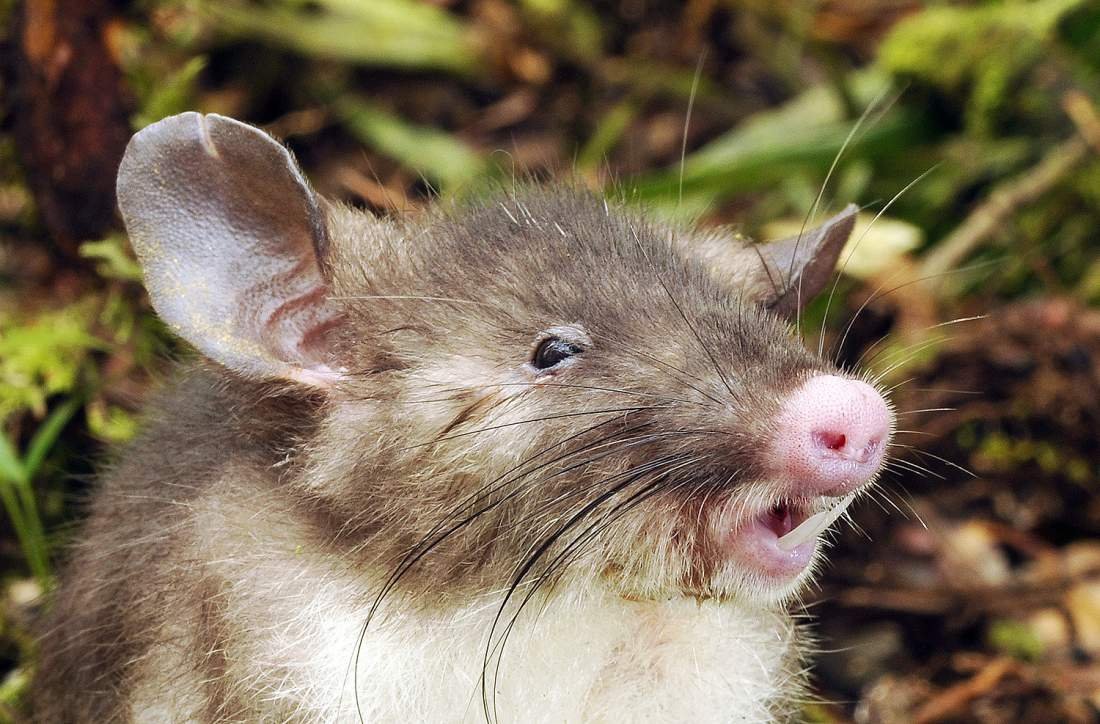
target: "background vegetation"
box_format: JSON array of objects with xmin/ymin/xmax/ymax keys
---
[{"xmin": 1, "ymin": 0, "xmax": 1099, "ymax": 720}]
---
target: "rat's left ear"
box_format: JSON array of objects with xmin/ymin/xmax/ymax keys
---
[
  {"xmin": 754, "ymin": 204, "xmax": 857, "ymax": 318},
  {"xmin": 684, "ymin": 205, "xmax": 857, "ymax": 320}
]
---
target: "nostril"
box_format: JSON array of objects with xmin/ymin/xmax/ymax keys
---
[
  {"xmin": 853, "ymin": 437, "xmax": 881, "ymax": 464},
  {"xmin": 815, "ymin": 431, "xmax": 847, "ymax": 452}
]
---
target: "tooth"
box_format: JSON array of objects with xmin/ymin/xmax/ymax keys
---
[{"xmin": 776, "ymin": 494, "xmax": 856, "ymax": 551}]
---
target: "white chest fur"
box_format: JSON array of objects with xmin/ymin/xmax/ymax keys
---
[
  {"xmin": 130, "ymin": 492, "xmax": 803, "ymax": 723},
  {"xmin": 219, "ymin": 584, "xmax": 801, "ymax": 722},
  {"xmin": 347, "ymin": 592, "xmax": 803, "ymax": 723}
]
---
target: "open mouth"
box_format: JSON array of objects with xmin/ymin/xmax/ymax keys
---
[
  {"xmin": 774, "ymin": 494, "xmax": 855, "ymax": 550},
  {"xmin": 716, "ymin": 494, "xmax": 857, "ymax": 580}
]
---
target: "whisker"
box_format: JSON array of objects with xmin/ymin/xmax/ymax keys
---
[
  {"xmin": 479, "ymin": 455, "xmax": 688, "ymax": 720},
  {"xmin": 895, "ymin": 444, "xmax": 977, "ymax": 478},
  {"xmin": 409, "ymin": 380, "xmax": 707, "ymax": 407},
  {"xmin": 876, "ymin": 481, "xmax": 928, "ymax": 529},
  {"xmin": 929, "ymin": 314, "xmax": 987, "ymax": 329},
  {"xmin": 889, "ymin": 429, "xmax": 935, "ymax": 437},
  {"xmin": 820, "ymin": 163, "xmax": 936, "ymax": 358},
  {"xmin": 628, "ymin": 221, "xmax": 737, "ymax": 400},
  {"xmin": 886, "ymin": 457, "xmax": 945, "ymax": 480},
  {"xmin": 402, "ymin": 404, "xmax": 668, "ymax": 450},
  {"xmin": 894, "ymin": 407, "xmax": 956, "ymax": 417},
  {"xmin": 866, "ymin": 485, "xmax": 907, "ymax": 517},
  {"xmin": 857, "ymin": 314, "xmax": 981, "ymax": 374},
  {"xmin": 843, "ymin": 310, "xmax": 988, "ymax": 377},
  {"xmin": 513, "ymin": 439, "xmax": 714, "ymax": 543},
  {"xmin": 331, "ymin": 294, "xmax": 502, "ymax": 308},
  {"xmin": 834, "ymin": 258, "xmax": 1000, "ymax": 369},
  {"xmin": 359, "ymin": 423, "xmax": 724, "ymax": 641},
  {"xmin": 351, "ymin": 416, "xmax": 645, "ymax": 712},
  {"xmin": 883, "ymin": 461, "xmax": 926, "ymax": 480},
  {"xmin": 867, "ymin": 339, "xmax": 950, "ymax": 384},
  {"xmin": 861, "ymin": 333, "xmax": 947, "ymax": 371},
  {"xmin": 678, "ymin": 52, "xmax": 707, "ymax": 207},
  {"xmin": 500, "ymin": 468, "xmax": 695, "ymax": 653},
  {"xmin": 883, "ymin": 376, "xmax": 915, "ymax": 395},
  {"xmin": 483, "ymin": 456, "xmax": 703, "ymax": 717},
  {"xmin": 796, "ymin": 84, "xmax": 893, "ymax": 337},
  {"xmin": 364, "ymin": 420, "xmax": 650, "ymax": 614}
]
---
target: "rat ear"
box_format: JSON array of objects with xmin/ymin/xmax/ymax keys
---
[
  {"xmin": 117, "ymin": 112, "xmax": 343, "ymax": 387},
  {"xmin": 754, "ymin": 205, "xmax": 857, "ymax": 318},
  {"xmin": 685, "ymin": 205, "xmax": 857, "ymax": 320}
]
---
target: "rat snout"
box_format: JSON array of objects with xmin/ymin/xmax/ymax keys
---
[{"xmin": 769, "ymin": 374, "xmax": 892, "ymax": 497}]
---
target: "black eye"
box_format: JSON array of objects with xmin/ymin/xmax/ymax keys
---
[{"xmin": 532, "ymin": 337, "xmax": 582, "ymax": 370}]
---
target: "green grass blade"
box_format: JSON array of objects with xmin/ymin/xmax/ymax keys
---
[
  {"xmin": 24, "ymin": 396, "xmax": 81, "ymax": 481},
  {"xmin": 578, "ymin": 99, "xmax": 638, "ymax": 171},
  {"xmin": 0, "ymin": 432, "xmax": 25, "ymax": 486},
  {"xmin": 0, "ymin": 457, "xmax": 36, "ymax": 582},
  {"xmin": 623, "ymin": 70, "xmax": 932, "ymax": 212},
  {"xmin": 205, "ymin": 1, "xmax": 483, "ymax": 76},
  {"xmin": 0, "ymin": 399, "xmax": 75, "ymax": 586},
  {"xmin": 334, "ymin": 96, "xmax": 489, "ymax": 192}
]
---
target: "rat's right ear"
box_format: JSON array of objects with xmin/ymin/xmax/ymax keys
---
[{"xmin": 117, "ymin": 113, "xmax": 343, "ymax": 387}]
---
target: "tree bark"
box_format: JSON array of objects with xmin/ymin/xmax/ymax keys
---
[{"xmin": 8, "ymin": 0, "xmax": 134, "ymax": 261}]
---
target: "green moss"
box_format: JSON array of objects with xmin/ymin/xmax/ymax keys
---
[
  {"xmin": 1066, "ymin": 457, "xmax": 1093, "ymax": 485},
  {"xmin": 79, "ymin": 236, "xmax": 144, "ymax": 283},
  {"xmin": 987, "ymin": 618, "xmax": 1045, "ymax": 661},
  {"xmin": 977, "ymin": 432, "xmax": 1014, "ymax": 469},
  {"xmin": 956, "ymin": 423, "xmax": 979, "ymax": 450},
  {"xmin": 0, "ymin": 306, "xmax": 103, "ymax": 422},
  {"xmin": 879, "ymin": 0, "xmax": 1086, "ymax": 135},
  {"xmin": 1035, "ymin": 441, "xmax": 1061, "ymax": 474},
  {"xmin": 86, "ymin": 403, "xmax": 138, "ymax": 445},
  {"xmin": 0, "ymin": 666, "xmax": 29, "ymax": 713},
  {"xmin": 974, "ymin": 431, "xmax": 1094, "ymax": 480}
]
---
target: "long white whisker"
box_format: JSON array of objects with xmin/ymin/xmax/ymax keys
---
[
  {"xmin": 678, "ymin": 52, "xmax": 707, "ymax": 208},
  {"xmin": 795, "ymin": 84, "xmax": 893, "ymax": 339},
  {"xmin": 822, "ymin": 165, "xmax": 939, "ymax": 360}
]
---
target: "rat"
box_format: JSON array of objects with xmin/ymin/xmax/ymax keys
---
[{"xmin": 31, "ymin": 113, "xmax": 893, "ymax": 723}]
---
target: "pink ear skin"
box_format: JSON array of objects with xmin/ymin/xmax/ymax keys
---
[
  {"xmin": 757, "ymin": 205, "xmax": 858, "ymax": 319},
  {"xmin": 116, "ymin": 112, "xmax": 344, "ymax": 387},
  {"xmin": 768, "ymin": 374, "xmax": 892, "ymax": 498}
]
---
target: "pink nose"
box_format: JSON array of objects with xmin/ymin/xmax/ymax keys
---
[{"xmin": 770, "ymin": 374, "xmax": 892, "ymax": 496}]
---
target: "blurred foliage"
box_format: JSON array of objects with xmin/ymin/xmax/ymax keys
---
[
  {"xmin": 1, "ymin": 0, "xmax": 1099, "ymax": 718},
  {"xmin": 208, "ymin": 0, "xmax": 484, "ymax": 75},
  {"xmin": 0, "ymin": 307, "xmax": 100, "ymax": 422},
  {"xmin": 988, "ymin": 618, "xmax": 1046, "ymax": 662},
  {"xmin": 333, "ymin": 95, "xmax": 490, "ymax": 191}
]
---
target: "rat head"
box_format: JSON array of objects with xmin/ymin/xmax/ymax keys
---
[{"xmin": 117, "ymin": 113, "xmax": 893, "ymax": 606}]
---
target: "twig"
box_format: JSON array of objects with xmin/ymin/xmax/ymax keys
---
[
  {"xmin": 921, "ymin": 89, "xmax": 1100, "ymax": 282},
  {"xmin": 1063, "ymin": 90, "xmax": 1100, "ymax": 154},
  {"xmin": 913, "ymin": 657, "xmax": 1017, "ymax": 723},
  {"xmin": 920, "ymin": 136, "xmax": 1088, "ymax": 282}
]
